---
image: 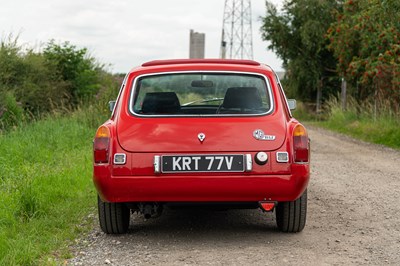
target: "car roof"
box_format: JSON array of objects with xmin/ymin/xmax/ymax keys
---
[
  {"xmin": 128, "ymin": 59, "xmax": 274, "ymax": 74},
  {"xmin": 141, "ymin": 59, "xmax": 261, "ymax": 67}
]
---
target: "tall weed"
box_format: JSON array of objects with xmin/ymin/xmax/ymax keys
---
[
  {"xmin": 16, "ymin": 178, "xmax": 42, "ymax": 221},
  {"xmin": 292, "ymin": 101, "xmax": 321, "ymax": 121},
  {"xmin": 0, "ymin": 91, "xmax": 25, "ymax": 130},
  {"xmin": 320, "ymin": 95, "xmax": 400, "ymax": 149}
]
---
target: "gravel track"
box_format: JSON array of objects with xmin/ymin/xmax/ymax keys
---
[{"xmin": 68, "ymin": 127, "xmax": 400, "ymax": 265}]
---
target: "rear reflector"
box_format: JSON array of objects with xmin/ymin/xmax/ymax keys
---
[
  {"xmin": 259, "ymin": 202, "xmax": 276, "ymax": 212},
  {"xmin": 114, "ymin": 153, "xmax": 126, "ymax": 165},
  {"xmin": 276, "ymin": 152, "xmax": 289, "ymax": 163}
]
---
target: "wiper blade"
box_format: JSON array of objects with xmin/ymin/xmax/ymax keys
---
[{"xmin": 182, "ymin": 97, "xmax": 224, "ymax": 106}]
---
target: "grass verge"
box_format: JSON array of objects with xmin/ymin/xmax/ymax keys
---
[
  {"xmin": 0, "ymin": 107, "xmax": 106, "ymax": 265},
  {"xmin": 293, "ymin": 98, "xmax": 400, "ymax": 150}
]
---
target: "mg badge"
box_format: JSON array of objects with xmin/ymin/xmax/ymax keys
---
[
  {"xmin": 198, "ymin": 133, "xmax": 206, "ymax": 143},
  {"xmin": 253, "ymin": 129, "xmax": 276, "ymax": 141}
]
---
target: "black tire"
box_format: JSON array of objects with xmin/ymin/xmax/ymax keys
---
[
  {"xmin": 98, "ymin": 195, "xmax": 130, "ymax": 234},
  {"xmin": 276, "ymin": 189, "xmax": 307, "ymax": 233}
]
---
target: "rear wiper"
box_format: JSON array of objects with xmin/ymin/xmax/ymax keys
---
[{"xmin": 182, "ymin": 97, "xmax": 224, "ymax": 106}]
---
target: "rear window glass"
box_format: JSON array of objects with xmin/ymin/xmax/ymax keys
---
[{"xmin": 130, "ymin": 73, "xmax": 273, "ymax": 116}]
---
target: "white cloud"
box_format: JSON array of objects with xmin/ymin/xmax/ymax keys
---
[{"xmin": 0, "ymin": 0, "xmax": 284, "ymax": 73}]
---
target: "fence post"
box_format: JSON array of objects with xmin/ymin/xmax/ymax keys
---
[
  {"xmin": 316, "ymin": 78, "xmax": 323, "ymax": 113},
  {"xmin": 341, "ymin": 77, "xmax": 347, "ymax": 110}
]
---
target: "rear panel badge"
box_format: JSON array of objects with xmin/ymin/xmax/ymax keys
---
[
  {"xmin": 198, "ymin": 133, "xmax": 206, "ymax": 143},
  {"xmin": 253, "ymin": 129, "xmax": 276, "ymax": 141}
]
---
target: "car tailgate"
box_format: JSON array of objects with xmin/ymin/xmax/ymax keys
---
[{"xmin": 116, "ymin": 116, "xmax": 286, "ymax": 152}]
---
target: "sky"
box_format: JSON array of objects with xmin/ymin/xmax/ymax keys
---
[{"xmin": 1, "ymin": 0, "xmax": 284, "ymax": 73}]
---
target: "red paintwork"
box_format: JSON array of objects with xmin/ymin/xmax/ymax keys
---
[
  {"xmin": 141, "ymin": 59, "xmax": 261, "ymax": 67},
  {"xmin": 117, "ymin": 117, "xmax": 286, "ymax": 152},
  {"xmin": 93, "ymin": 59, "xmax": 310, "ymax": 204}
]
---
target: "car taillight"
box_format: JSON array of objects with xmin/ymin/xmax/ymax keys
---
[
  {"xmin": 94, "ymin": 126, "xmax": 110, "ymax": 164},
  {"xmin": 293, "ymin": 124, "xmax": 309, "ymax": 163}
]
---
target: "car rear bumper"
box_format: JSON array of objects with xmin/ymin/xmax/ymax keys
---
[{"xmin": 94, "ymin": 164, "xmax": 309, "ymax": 203}]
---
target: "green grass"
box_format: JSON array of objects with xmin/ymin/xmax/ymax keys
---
[
  {"xmin": 293, "ymin": 98, "xmax": 400, "ymax": 150},
  {"xmin": 318, "ymin": 109, "xmax": 400, "ymax": 149},
  {"xmin": 0, "ymin": 107, "xmax": 106, "ymax": 265}
]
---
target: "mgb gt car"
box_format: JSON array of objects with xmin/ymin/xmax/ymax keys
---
[{"xmin": 93, "ymin": 59, "xmax": 310, "ymax": 234}]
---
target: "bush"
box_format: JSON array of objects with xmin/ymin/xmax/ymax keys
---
[
  {"xmin": 0, "ymin": 36, "xmax": 69, "ymax": 125},
  {"xmin": 0, "ymin": 91, "xmax": 24, "ymax": 129},
  {"xmin": 0, "ymin": 35, "xmax": 121, "ymax": 131},
  {"xmin": 43, "ymin": 40, "xmax": 103, "ymax": 104}
]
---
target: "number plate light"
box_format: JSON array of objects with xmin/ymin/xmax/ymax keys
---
[{"xmin": 245, "ymin": 154, "xmax": 253, "ymax": 172}]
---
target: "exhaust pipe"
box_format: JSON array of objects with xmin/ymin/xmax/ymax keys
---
[
  {"xmin": 143, "ymin": 204, "xmax": 153, "ymax": 219},
  {"xmin": 139, "ymin": 203, "xmax": 163, "ymax": 219}
]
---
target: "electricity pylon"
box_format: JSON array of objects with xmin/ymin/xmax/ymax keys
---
[{"xmin": 220, "ymin": 0, "xmax": 253, "ymax": 59}]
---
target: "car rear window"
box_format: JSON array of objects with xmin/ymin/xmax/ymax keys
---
[{"xmin": 130, "ymin": 72, "xmax": 273, "ymax": 116}]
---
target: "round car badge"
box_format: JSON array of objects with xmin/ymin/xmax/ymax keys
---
[
  {"xmin": 198, "ymin": 133, "xmax": 206, "ymax": 143},
  {"xmin": 253, "ymin": 129, "xmax": 276, "ymax": 141}
]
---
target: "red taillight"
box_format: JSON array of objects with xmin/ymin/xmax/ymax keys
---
[
  {"xmin": 94, "ymin": 126, "xmax": 110, "ymax": 164},
  {"xmin": 293, "ymin": 124, "xmax": 309, "ymax": 163}
]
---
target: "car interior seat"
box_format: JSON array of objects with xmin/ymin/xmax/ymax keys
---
[
  {"xmin": 141, "ymin": 92, "xmax": 181, "ymax": 114},
  {"xmin": 221, "ymin": 87, "xmax": 263, "ymax": 112}
]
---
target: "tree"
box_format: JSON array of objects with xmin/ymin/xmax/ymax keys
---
[
  {"xmin": 0, "ymin": 35, "xmax": 68, "ymax": 115},
  {"xmin": 260, "ymin": 0, "xmax": 341, "ymax": 106},
  {"xmin": 327, "ymin": 0, "xmax": 400, "ymax": 112},
  {"xmin": 0, "ymin": 36, "xmax": 119, "ymax": 130},
  {"xmin": 43, "ymin": 41, "xmax": 102, "ymax": 104}
]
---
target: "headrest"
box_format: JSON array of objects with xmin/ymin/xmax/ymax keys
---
[
  {"xmin": 222, "ymin": 87, "xmax": 263, "ymax": 109},
  {"xmin": 141, "ymin": 92, "xmax": 181, "ymax": 114}
]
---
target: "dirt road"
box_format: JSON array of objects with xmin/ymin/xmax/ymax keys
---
[{"xmin": 69, "ymin": 127, "xmax": 400, "ymax": 265}]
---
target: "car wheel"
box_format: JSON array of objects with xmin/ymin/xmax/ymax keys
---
[
  {"xmin": 98, "ymin": 195, "xmax": 130, "ymax": 234},
  {"xmin": 276, "ymin": 189, "xmax": 307, "ymax": 233}
]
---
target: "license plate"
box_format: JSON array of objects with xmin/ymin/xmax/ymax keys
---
[{"xmin": 161, "ymin": 155, "xmax": 244, "ymax": 173}]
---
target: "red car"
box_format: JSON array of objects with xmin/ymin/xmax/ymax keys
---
[{"xmin": 93, "ymin": 59, "xmax": 310, "ymax": 234}]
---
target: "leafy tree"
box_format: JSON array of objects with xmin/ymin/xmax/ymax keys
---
[
  {"xmin": 0, "ymin": 36, "xmax": 119, "ymax": 130},
  {"xmin": 260, "ymin": 0, "xmax": 341, "ymax": 105},
  {"xmin": 0, "ymin": 36, "xmax": 26, "ymax": 89},
  {"xmin": 43, "ymin": 40, "xmax": 102, "ymax": 104},
  {"xmin": 327, "ymin": 0, "xmax": 400, "ymax": 111},
  {"xmin": 0, "ymin": 36, "xmax": 68, "ymax": 115}
]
